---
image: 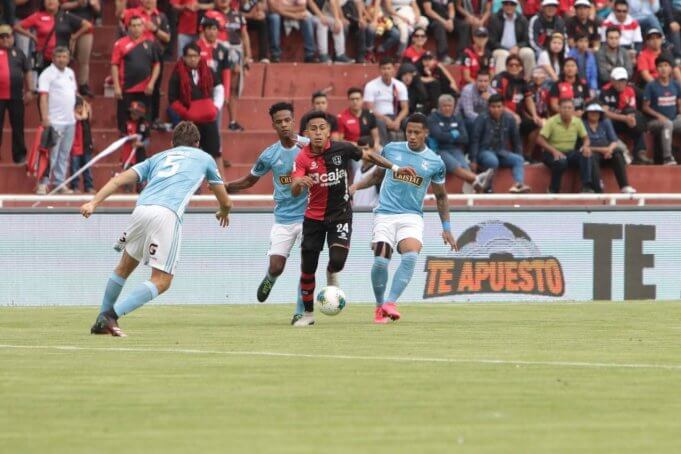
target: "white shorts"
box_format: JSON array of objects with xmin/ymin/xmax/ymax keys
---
[
  {"xmin": 120, "ymin": 205, "xmax": 182, "ymax": 275},
  {"xmin": 371, "ymin": 213, "xmax": 424, "ymax": 250},
  {"xmin": 268, "ymin": 222, "xmax": 302, "ymax": 257}
]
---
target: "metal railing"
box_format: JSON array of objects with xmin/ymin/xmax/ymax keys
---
[{"xmin": 1, "ymin": 193, "xmax": 680, "ymax": 208}]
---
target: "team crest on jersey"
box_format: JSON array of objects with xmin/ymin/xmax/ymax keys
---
[
  {"xmin": 393, "ymin": 173, "xmax": 423, "ymax": 186},
  {"xmin": 310, "ymin": 160, "xmax": 318, "ymax": 169},
  {"xmin": 279, "ymin": 175, "xmax": 292, "ymax": 184},
  {"xmin": 332, "ymin": 155, "xmax": 342, "ymax": 166},
  {"xmin": 421, "ymin": 161, "xmax": 429, "ymax": 170}
]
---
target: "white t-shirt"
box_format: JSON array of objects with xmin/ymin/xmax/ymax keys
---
[
  {"xmin": 363, "ymin": 77, "xmax": 408, "ymax": 116},
  {"xmin": 38, "ymin": 64, "xmax": 77, "ymax": 126},
  {"xmin": 352, "ymin": 164, "xmax": 380, "ymax": 209}
]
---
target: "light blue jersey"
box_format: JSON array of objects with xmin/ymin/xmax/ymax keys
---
[
  {"xmin": 375, "ymin": 142, "xmax": 446, "ymax": 216},
  {"xmin": 251, "ymin": 136, "xmax": 310, "ymax": 224},
  {"xmin": 132, "ymin": 146, "xmax": 223, "ymax": 221}
]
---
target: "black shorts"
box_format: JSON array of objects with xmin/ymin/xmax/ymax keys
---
[{"xmin": 301, "ymin": 217, "xmax": 352, "ymax": 251}]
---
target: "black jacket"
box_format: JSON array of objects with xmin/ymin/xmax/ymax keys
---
[{"xmin": 488, "ymin": 10, "xmax": 530, "ymax": 50}]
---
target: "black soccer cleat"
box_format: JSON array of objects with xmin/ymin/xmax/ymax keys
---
[
  {"xmin": 90, "ymin": 313, "xmax": 127, "ymax": 337},
  {"xmin": 257, "ymin": 276, "xmax": 275, "ymax": 302}
]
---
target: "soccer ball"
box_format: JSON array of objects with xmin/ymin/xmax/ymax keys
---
[{"xmin": 316, "ymin": 286, "xmax": 346, "ymax": 316}]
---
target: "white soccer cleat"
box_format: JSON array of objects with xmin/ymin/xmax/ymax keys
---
[
  {"xmin": 292, "ymin": 312, "xmax": 315, "ymax": 327},
  {"xmin": 621, "ymin": 186, "xmax": 637, "ymax": 194}
]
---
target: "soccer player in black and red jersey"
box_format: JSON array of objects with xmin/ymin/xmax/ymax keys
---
[
  {"xmin": 111, "ymin": 15, "xmax": 161, "ymax": 133},
  {"xmin": 290, "ymin": 112, "xmax": 416, "ymax": 326}
]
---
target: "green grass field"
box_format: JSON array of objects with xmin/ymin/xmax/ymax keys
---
[{"xmin": 2, "ymin": 302, "xmax": 681, "ymax": 453}]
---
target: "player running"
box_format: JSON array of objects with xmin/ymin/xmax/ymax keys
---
[
  {"xmin": 290, "ymin": 112, "xmax": 416, "ymax": 326},
  {"xmin": 81, "ymin": 122, "xmax": 232, "ymax": 337},
  {"xmin": 225, "ymin": 102, "xmax": 310, "ymax": 320},
  {"xmin": 350, "ymin": 113, "xmax": 457, "ymax": 324}
]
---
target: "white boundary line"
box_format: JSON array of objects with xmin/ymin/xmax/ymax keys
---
[{"xmin": 1, "ymin": 344, "xmax": 680, "ymax": 371}]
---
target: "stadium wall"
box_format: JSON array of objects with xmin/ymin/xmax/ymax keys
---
[{"xmin": 2, "ymin": 208, "xmax": 680, "ymax": 306}]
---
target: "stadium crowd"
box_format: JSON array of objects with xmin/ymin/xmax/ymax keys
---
[{"xmin": 1, "ymin": 0, "xmax": 680, "ymax": 195}]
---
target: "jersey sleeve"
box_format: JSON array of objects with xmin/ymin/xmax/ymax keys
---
[
  {"xmin": 345, "ymin": 143, "xmax": 363, "ymax": 161},
  {"xmin": 111, "ymin": 40, "xmax": 122, "ymax": 65},
  {"xmin": 131, "ymin": 157, "xmax": 153, "ymax": 183},
  {"xmin": 432, "ymin": 158, "xmax": 446, "ymax": 185},
  {"xmin": 205, "ymin": 155, "xmax": 224, "ymax": 185},
  {"xmin": 250, "ymin": 148, "xmax": 273, "ymax": 177}
]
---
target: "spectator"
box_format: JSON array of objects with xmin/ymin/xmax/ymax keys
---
[
  {"xmin": 14, "ymin": 0, "xmax": 39, "ymax": 62},
  {"xmin": 241, "ymin": 0, "xmax": 270, "ymax": 63},
  {"xmin": 582, "ymin": 102, "xmax": 636, "ymax": 193},
  {"xmin": 526, "ymin": 66, "xmax": 551, "ymax": 158},
  {"xmin": 15, "ymin": 0, "xmax": 92, "ymax": 76},
  {"xmin": 537, "ymin": 97, "xmax": 595, "ymax": 193},
  {"xmin": 628, "ymin": 0, "xmax": 663, "ymax": 35},
  {"xmin": 566, "ymin": 0, "xmax": 601, "ymax": 50},
  {"xmin": 454, "ymin": 0, "xmax": 491, "ymax": 56},
  {"xmin": 363, "ymin": 0, "xmax": 400, "ymax": 59},
  {"xmin": 488, "ymin": 0, "xmax": 535, "ymax": 76},
  {"xmin": 120, "ymin": 100, "xmax": 151, "ymax": 176},
  {"xmin": 267, "ymin": 0, "xmax": 316, "ymax": 62},
  {"xmin": 398, "ymin": 61, "xmax": 429, "ymax": 116},
  {"xmin": 642, "ymin": 55, "xmax": 681, "ymax": 165},
  {"xmin": 299, "ymin": 91, "xmax": 340, "ymax": 136},
  {"xmin": 384, "ymin": 0, "xmax": 428, "ymax": 55},
  {"xmin": 352, "ymin": 136, "xmax": 380, "ymax": 208},
  {"xmin": 170, "ymin": 0, "xmax": 215, "ymax": 58},
  {"xmin": 461, "ymin": 26, "xmax": 494, "ymax": 86},
  {"xmin": 420, "ymin": 0, "xmax": 454, "ymax": 63},
  {"xmin": 456, "ymin": 69, "xmax": 497, "ymax": 132},
  {"xmin": 337, "ymin": 86, "xmax": 380, "ymax": 148},
  {"xmin": 416, "ymin": 51, "xmax": 458, "ymax": 111},
  {"xmin": 206, "ymin": 0, "xmax": 252, "ymax": 131},
  {"xmin": 548, "ymin": 57, "xmax": 591, "ymax": 115},
  {"xmin": 168, "ymin": 42, "xmax": 224, "ymax": 166},
  {"xmin": 536, "ymin": 31, "xmax": 566, "ymax": 81},
  {"xmin": 70, "ymin": 96, "xmax": 94, "ymax": 193},
  {"xmin": 528, "ymin": 0, "xmax": 566, "ymax": 56},
  {"xmin": 308, "ymin": 0, "xmax": 353, "ymax": 63},
  {"xmin": 121, "ymin": 0, "xmax": 171, "ymax": 128},
  {"xmin": 111, "ymin": 15, "xmax": 160, "ymax": 133},
  {"xmin": 600, "ymin": 66, "xmax": 652, "ymax": 164},
  {"xmin": 0, "ymin": 0, "xmax": 15, "ymax": 24},
  {"xmin": 363, "ymin": 57, "xmax": 409, "ymax": 143},
  {"xmin": 58, "ymin": 0, "xmax": 100, "ymax": 97},
  {"xmin": 599, "ymin": 0, "xmax": 643, "ymax": 61},
  {"xmin": 596, "ymin": 26, "xmax": 634, "ymax": 86},
  {"xmin": 470, "ymin": 94, "xmax": 530, "ymax": 193},
  {"xmin": 492, "ymin": 54, "xmax": 543, "ymax": 161},
  {"xmin": 0, "ymin": 24, "xmax": 32, "ymax": 164},
  {"xmin": 567, "ymin": 32, "xmax": 598, "ymax": 93},
  {"xmin": 660, "ymin": 0, "xmax": 681, "ymax": 60},
  {"xmin": 401, "ymin": 25, "xmax": 426, "ymax": 63},
  {"xmin": 36, "ymin": 46, "xmax": 77, "ymax": 195},
  {"xmin": 637, "ymin": 28, "xmax": 681, "ymax": 85},
  {"xmin": 426, "ymin": 94, "xmax": 494, "ymax": 192}
]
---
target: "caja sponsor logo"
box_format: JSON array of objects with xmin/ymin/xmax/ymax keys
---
[
  {"xmin": 310, "ymin": 168, "xmax": 347, "ymax": 187},
  {"xmin": 424, "ymin": 220, "xmax": 565, "ymax": 298}
]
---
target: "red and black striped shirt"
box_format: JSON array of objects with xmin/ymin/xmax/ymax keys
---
[
  {"xmin": 292, "ymin": 141, "xmax": 363, "ymax": 222},
  {"xmin": 111, "ymin": 36, "xmax": 160, "ymax": 93}
]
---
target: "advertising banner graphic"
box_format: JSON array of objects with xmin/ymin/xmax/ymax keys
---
[{"xmin": 1, "ymin": 209, "xmax": 679, "ymax": 306}]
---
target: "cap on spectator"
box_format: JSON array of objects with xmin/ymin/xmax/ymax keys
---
[
  {"xmin": 201, "ymin": 17, "xmax": 219, "ymax": 28},
  {"xmin": 646, "ymin": 28, "xmax": 663, "ymax": 38},
  {"xmin": 541, "ymin": 0, "xmax": 559, "ymax": 6},
  {"xmin": 397, "ymin": 62, "xmax": 418, "ymax": 77},
  {"xmin": 574, "ymin": 0, "xmax": 591, "ymax": 7},
  {"xmin": 610, "ymin": 67, "xmax": 628, "ymax": 80},
  {"xmin": 501, "ymin": 0, "xmax": 518, "ymax": 4},
  {"xmin": 421, "ymin": 51, "xmax": 435, "ymax": 60},
  {"xmin": 473, "ymin": 27, "xmax": 489, "ymax": 37},
  {"xmin": 129, "ymin": 101, "xmax": 147, "ymax": 115},
  {"xmin": 0, "ymin": 24, "xmax": 12, "ymax": 35},
  {"xmin": 585, "ymin": 103, "xmax": 604, "ymax": 114}
]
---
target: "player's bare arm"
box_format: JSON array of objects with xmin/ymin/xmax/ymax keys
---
[
  {"xmin": 225, "ymin": 174, "xmax": 260, "ymax": 193},
  {"xmin": 432, "ymin": 182, "xmax": 457, "ymax": 251},
  {"xmin": 361, "ymin": 150, "xmax": 417, "ymax": 177},
  {"xmin": 349, "ymin": 167, "xmax": 385, "ymax": 196},
  {"xmin": 80, "ymin": 169, "xmax": 140, "ymax": 218},
  {"xmin": 291, "ymin": 175, "xmax": 314, "ymax": 197},
  {"xmin": 210, "ymin": 183, "xmax": 233, "ymax": 228}
]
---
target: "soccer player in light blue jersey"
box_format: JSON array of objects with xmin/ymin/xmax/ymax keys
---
[
  {"xmin": 225, "ymin": 102, "xmax": 310, "ymax": 323},
  {"xmin": 351, "ymin": 113, "xmax": 458, "ymax": 324},
  {"xmin": 81, "ymin": 122, "xmax": 233, "ymax": 337}
]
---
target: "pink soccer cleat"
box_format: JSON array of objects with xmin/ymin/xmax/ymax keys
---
[
  {"xmin": 374, "ymin": 307, "xmax": 390, "ymax": 324},
  {"xmin": 381, "ymin": 302, "xmax": 401, "ymax": 321}
]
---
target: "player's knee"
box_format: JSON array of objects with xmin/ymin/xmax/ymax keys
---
[
  {"xmin": 268, "ymin": 256, "xmax": 287, "ymax": 277},
  {"xmin": 373, "ymin": 242, "xmax": 393, "ymax": 259},
  {"xmin": 327, "ymin": 247, "xmax": 348, "ymax": 273},
  {"xmin": 301, "ymin": 248, "xmax": 321, "ymax": 274}
]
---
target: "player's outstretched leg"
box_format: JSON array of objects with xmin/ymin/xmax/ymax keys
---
[
  {"xmin": 257, "ymin": 256, "xmax": 286, "ymax": 302},
  {"xmin": 371, "ymin": 242, "xmax": 392, "ymax": 324},
  {"xmin": 383, "ymin": 251, "xmax": 419, "ymax": 321}
]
